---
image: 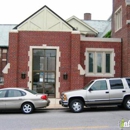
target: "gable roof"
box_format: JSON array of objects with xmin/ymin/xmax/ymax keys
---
[
  {"xmin": 67, "ymin": 15, "xmax": 98, "ymax": 35},
  {"xmin": 14, "ymin": 5, "xmax": 76, "ymax": 31},
  {"xmin": 83, "ymin": 20, "xmax": 111, "ymax": 37}
]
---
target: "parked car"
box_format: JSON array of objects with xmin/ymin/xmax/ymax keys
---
[
  {"xmin": 59, "ymin": 78, "xmax": 130, "ymax": 113},
  {"xmin": 0, "ymin": 88, "xmax": 50, "ymax": 114}
]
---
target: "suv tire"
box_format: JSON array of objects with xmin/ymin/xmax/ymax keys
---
[
  {"xmin": 69, "ymin": 99, "xmax": 84, "ymax": 113},
  {"xmin": 123, "ymin": 97, "xmax": 130, "ymax": 110}
]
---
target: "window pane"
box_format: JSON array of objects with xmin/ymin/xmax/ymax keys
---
[
  {"xmin": 109, "ymin": 80, "xmax": 124, "ymax": 89},
  {"xmin": 45, "ymin": 72, "xmax": 55, "ymax": 83},
  {"xmin": 126, "ymin": 78, "xmax": 130, "ymax": 88},
  {"xmin": 90, "ymin": 80, "xmax": 107, "ymax": 91},
  {"xmin": 0, "ymin": 90, "xmax": 6, "ymax": 98},
  {"xmin": 106, "ymin": 54, "xmax": 110, "ymax": 73},
  {"xmin": 97, "ymin": 53, "xmax": 102, "ymax": 73},
  {"xmin": 33, "ymin": 50, "xmax": 45, "ymax": 70},
  {"xmin": 88, "ymin": 53, "xmax": 93, "ymax": 72},
  {"xmin": 45, "ymin": 50, "xmax": 56, "ymax": 71}
]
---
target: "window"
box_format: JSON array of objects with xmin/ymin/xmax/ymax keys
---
[
  {"xmin": 109, "ymin": 79, "xmax": 124, "ymax": 89},
  {"xmin": 115, "ymin": 6, "xmax": 122, "ymax": 31},
  {"xmin": 0, "ymin": 90, "xmax": 6, "ymax": 98},
  {"xmin": 85, "ymin": 48, "xmax": 115, "ymax": 77},
  {"xmin": 8, "ymin": 90, "xmax": 25, "ymax": 97},
  {"xmin": 90, "ymin": 80, "xmax": 107, "ymax": 91},
  {"xmin": 126, "ymin": 78, "xmax": 130, "ymax": 88}
]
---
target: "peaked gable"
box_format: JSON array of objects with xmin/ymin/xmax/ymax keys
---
[
  {"xmin": 67, "ymin": 16, "xmax": 98, "ymax": 36},
  {"xmin": 14, "ymin": 5, "xmax": 75, "ymax": 31}
]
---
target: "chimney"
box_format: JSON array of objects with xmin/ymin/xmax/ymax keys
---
[{"xmin": 84, "ymin": 13, "xmax": 91, "ymax": 20}]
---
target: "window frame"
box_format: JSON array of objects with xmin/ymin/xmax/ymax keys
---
[
  {"xmin": 114, "ymin": 6, "xmax": 122, "ymax": 32},
  {"xmin": 85, "ymin": 48, "xmax": 115, "ymax": 77}
]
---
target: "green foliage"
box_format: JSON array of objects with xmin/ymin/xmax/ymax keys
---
[{"xmin": 103, "ymin": 30, "xmax": 111, "ymax": 38}]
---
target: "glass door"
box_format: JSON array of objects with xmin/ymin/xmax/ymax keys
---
[{"xmin": 32, "ymin": 49, "xmax": 56, "ymax": 98}]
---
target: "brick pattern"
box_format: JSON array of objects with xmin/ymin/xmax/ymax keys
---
[
  {"xmin": 80, "ymin": 41, "xmax": 121, "ymax": 85},
  {"xmin": 0, "ymin": 48, "xmax": 8, "ymax": 77},
  {"xmin": 112, "ymin": 0, "xmax": 130, "ymax": 77},
  {"xmin": 3, "ymin": 30, "xmax": 122, "ymax": 93}
]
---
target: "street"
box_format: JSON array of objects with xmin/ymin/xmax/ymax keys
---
[{"xmin": 0, "ymin": 106, "xmax": 130, "ymax": 130}]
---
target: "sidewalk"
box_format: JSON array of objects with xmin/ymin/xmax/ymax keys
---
[{"xmin": 47, "ymin": 98, "xmax": 65, "ymax": 109}]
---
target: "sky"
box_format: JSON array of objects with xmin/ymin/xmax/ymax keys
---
[{"xmin": 0, "ymin": 0, "xmax": 112, "ymax": 24}]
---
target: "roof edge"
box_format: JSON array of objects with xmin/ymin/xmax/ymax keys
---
[{"xmin": 13, "ymin": 5, "xmax": 76, "ymax": 31}]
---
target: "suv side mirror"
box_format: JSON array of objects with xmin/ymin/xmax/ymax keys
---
[{"xmin": 89, "ymin": 88, "xmax": 93, "ymax": 92}]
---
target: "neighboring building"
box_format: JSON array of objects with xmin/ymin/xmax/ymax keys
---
[
  {"xmin": 0, "ymin": 0, "xmax": 129, "ymax": 99},
  {"xmin": 0, "ymin": 24, "xmax": 16, "ymax": 84}
]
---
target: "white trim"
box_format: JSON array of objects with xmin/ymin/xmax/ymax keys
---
[
  {"xmin": 2, "ymin": 63, "xmax": 10, "ymax": 74},
  {"xmin": 126, "ymin": 0, "xmax": 130, "ymax": 5},
  {"xmin": 81, "ymin": 36, "xmax": 121, "ymax": 42},
  {"xmin": 78, "ymin": 64, "xmax": 85, "ymax": 75},
  {"xmin": 126, "ymin": 20, "xmax": 130, "ymax": 24},
  {"xmin": 114, "ymin": 6, "xmax": 122, "ymax": 32},
  {"xmin": 2, "ymin": 59, "xmax": 7, "ymax": 61},
  {"xmin": 84, "ymin": 48, "xmax": 115, "ymax": 77},
  {"xmin": 71, "ymin": 31, "xmax": 80, "ymax": 34},
  {"xmin": 9, "ymin": 30, "xmax": 18, "ymax": 33},
  {"xmin": 28, "ymin": 44, "xmax": 61, "ymax": 98},
  {"xmin": 67, "ymin": 15, "xmax": 98, "ymax": 34}
]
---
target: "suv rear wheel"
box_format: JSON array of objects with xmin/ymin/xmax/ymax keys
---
[
  {"xmin": 123, "ymin": 97, "xmax": 130, "ymax": 110},
  {"xmin": 69, "ymin": 99, "xmax": 84, "ymax": 113}
]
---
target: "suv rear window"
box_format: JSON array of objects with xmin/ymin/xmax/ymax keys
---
[
  {"xmin": 109, "ymin": 79, "xmax": 124, "ymax": 89},
  {"xmin": 126, "ymin": 78, "xmax": 130, "ymax": 88}
]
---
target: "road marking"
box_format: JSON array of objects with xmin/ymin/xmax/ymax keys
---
[{"xmin": 33, "ymin": 125, "xmax": 109, "ymax": 130}]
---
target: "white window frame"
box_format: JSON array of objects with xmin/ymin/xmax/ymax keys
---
[
  {"xmin": 84, "ymin": 48, "xmax": 115, "ymax": 77},
  {"xmin": 114, "ymin": 6, "xmax": 122, "ymax": 32}
]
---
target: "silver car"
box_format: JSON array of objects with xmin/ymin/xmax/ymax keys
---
[{"xmin": 0, "ymin": 88, "xmax": 50, "ymax": 114}]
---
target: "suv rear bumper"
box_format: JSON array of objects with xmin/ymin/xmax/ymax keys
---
[{"xmin": 59, "ymin": 100, "xmax": 68, "ymax": 107}]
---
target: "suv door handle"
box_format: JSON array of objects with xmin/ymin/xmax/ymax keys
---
[
  {"xmin": 122, "ymin": 90, "xmax": 126, "ymax": 93},
  {"xmin": 105, "ymin": 91, "xmax": 109, "ymax": 94}
]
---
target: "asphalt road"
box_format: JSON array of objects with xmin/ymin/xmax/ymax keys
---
[{"xmin": 0, "ymin": 106, "xmax": 130, "ymax": 130}]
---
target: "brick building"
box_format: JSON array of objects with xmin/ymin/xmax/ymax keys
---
[{"xmin": 0, "ymin": 0, "xmax": 129, "ymax": 98}]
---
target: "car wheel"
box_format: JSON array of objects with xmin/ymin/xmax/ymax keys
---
[
  {"xmin": 124, "ymin": 97, "xmax": 130, "ymax": 110},
  {"xmin": 69, "ymin": 99, "xmax": 84, "ymax": 113},
  {"xmin": 22, "ymin": 103, "xmax": 34, "ymax": 114}
]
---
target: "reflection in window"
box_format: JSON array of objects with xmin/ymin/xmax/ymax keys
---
[
  {"xmin": 90, "ymin": 80, "xmax": 107, "ymax": 91},
  {"xmin": 97, "ymin": 53, "xmax": 102, "ymax": 73},
  {"xmin": 106, "ymin": 54, "xmax": 110, "ymax": 73},
  {"xmin": 88, "ymin": 53, "xmax": 93, "ymax": 72},
  {"xmin": 109, "ymin": 80, "xmax": 124, "ymax": 89}
]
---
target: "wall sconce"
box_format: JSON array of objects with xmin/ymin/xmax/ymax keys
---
[
  {"xmin": 21, "ymin": 72, "xmax": 26, "ymax": 79},
  {"xmin": 63, "ymin": 73, "xmax": 68, "ymax": 80}
]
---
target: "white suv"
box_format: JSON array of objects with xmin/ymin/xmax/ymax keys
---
[{"xmin": 59, "ymin": 78, "xmax": 130, "ymax": 112}]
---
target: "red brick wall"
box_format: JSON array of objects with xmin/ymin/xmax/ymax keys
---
[
  {"xmin": 80, "ymin": 40, "xmax": 121, "ymax": 85},
  {"xmin": 4, "ymin": 31, "xmax": 84, "ymax": 93},
  {"xmin": 0, "ymin": 48, "xmax": 8, "ymax": 77},
  {"xmin": 112, "ymin": 0, "xmax": 130, "ymax": 76}
]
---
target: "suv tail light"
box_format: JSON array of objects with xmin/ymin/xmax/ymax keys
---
[{"xmin": 41, "ymin": 95, "xmax": 48, "ymax": 100}]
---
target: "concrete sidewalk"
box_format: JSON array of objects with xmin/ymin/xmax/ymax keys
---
[{"xmin": 47, "ymin": 98, "xmax": 65, "ymax": 109}]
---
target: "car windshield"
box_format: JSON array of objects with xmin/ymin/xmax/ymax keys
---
[
  {"xmin": 25, "ymin": 89, "xmax": 38, "ymax": 94},
  {"xmin": 83, "ymin": 80, "xmax": 94, "ymax": 90}
]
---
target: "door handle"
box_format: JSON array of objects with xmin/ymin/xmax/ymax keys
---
[
  {"xmin": 105, "ymin": 91, "xmax": 109, "ymax": 94},
  {"xmin": 122, "ymin": 90, "xmax": 126, "ymax": 93}
]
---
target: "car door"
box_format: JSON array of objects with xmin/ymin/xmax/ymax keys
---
[
  {"xmin": 5, "ymin": 89, "xmax": 25, "ymax": 109},
  {"xmin": 86, "ymin": 80, "xmax": 110, "ymax": 105},
  {"xmin": 0, "ymin": 90, "xmax": 7, "ymax": 109},
  {"xmin": 109, "ymin": 79, "xmax": 126, "ymax": 104}
]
